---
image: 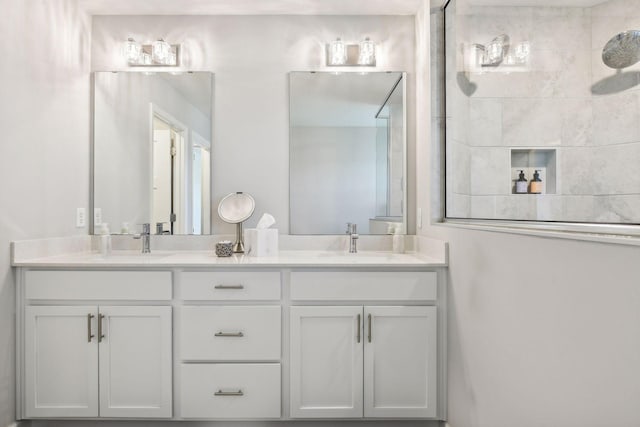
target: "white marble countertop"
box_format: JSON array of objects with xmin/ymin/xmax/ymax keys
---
[{"xmin": 12, "ymin": 250, "xmax": 446, "ymax": 268}]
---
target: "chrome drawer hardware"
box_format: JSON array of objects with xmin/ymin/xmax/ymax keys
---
[
  {"xmin": 357, "ymin": 314, "xmax": 361, "ymax": 343},
  {"xmin": 87, "ymin": 314, "xmax": 95, "ymax": 342},
  {"xmin": 214, "ymin": 284, "xmax": 244, "ymax": 290},
  {"xmin": 368, "ymin": 313, "xmax": 372, "ymax": 343},
  {"xmin": 98, "ymin": 314, "xmax": 106, "ymax": 342},
  {"xmin": 214, "ymin": 331, "xmax": 244, "ymax": 337},
  {"xmin": 214, "ymin": 389, "xmax": 244, "ymax": 396}
]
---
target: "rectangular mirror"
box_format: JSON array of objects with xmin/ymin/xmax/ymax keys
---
[
  {"xmin": 93, "ymin": 71, "xmax": 214, "ymax": 235},
  {"xmin": 289, "ymin": 71, "xmax": 406, "ymax": 235}
]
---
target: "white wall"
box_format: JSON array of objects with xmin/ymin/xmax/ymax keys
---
[
  {"xmin": 0, "ymin": 1, "xmax": 91, "ymax": 425},
  {"xmin": 90, "ymin": 15, "xmax": 416, "ymax": 234},
  {"xmin": 418, "ymin": 2, "xmax": 640, "ymax": 426}
]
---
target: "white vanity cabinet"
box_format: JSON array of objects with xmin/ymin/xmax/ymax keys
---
[
  {"xmin": 24, "ymin": 306, "xmax": 99, "ymax": 418},
  {"xmin": 14, "ymin": 260, "xmax": 446, "ymax": 423},
  {"xmin": 177, "ymin": 270, "xmax": 282, "ymax": 419},
  {"xmin": 19, "ymin": 270, "xmax": 173, "ymax": 419},
  {"xmin": 363, "ymin": 306, "xmax": 437, "ymax": 418},
  {"xmin": 290, "ymin": 306, "xmax": 364, "ymax": 418},
  {"xmin": 289, "ymin": 271, "xmax": 440, "ymax": 419}
]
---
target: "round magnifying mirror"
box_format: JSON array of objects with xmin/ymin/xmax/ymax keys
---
[
  {"xmin": 218, "ymin": 192, "xmax": 255, "ymax": 223},
  {"xmin": 218, "ymin": 192, "xmax": 255, "ymax": 253}
]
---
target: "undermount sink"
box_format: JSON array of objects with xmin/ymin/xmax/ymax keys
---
[
  {"xmin": 284, "ymin": 250, "xmax": 404, "ymax": 258},
  {"xmin": 87, "ymin": 251, "xmax": 174, "ymax": 261}
]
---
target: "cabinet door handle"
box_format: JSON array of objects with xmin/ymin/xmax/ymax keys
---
[
  {"xmin": 87, "ymin": 314, "xmax": 95, "ymax": 342},
  {"xmin": 214, "ymin": 331, "xmax": 244, "ymax": 337},
  {"xmin": 368, "ymin": 313, "xmax": 372, "ymax": 343},
  {"xmin": 98, "ymin": 314, "xmax": 106, "ymax": 343},
  {"xmin": 214, "ymin": 389, "xmax": 244, "ymax": 396},
  {"xmin": 357, "ymin": 314, "xmax": 361, "ymax": 343},
  {"xmin": 214, "ymin": 284, "xmax": 244, "ymax": 290}
]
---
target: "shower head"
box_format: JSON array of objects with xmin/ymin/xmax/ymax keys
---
[{"xmin": 602, "ymin": 30, "xmax": 640, "ymax": 69}]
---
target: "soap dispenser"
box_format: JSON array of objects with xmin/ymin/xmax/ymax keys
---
[
  {"xmin": 515, "ymin": 170, "xmax": 528, "ymax": 194},
  {"xmin": 530, "ymin": 170, "xmax": 543, "ymax": 194},
  {"xmin": 391, "ymin": 224, "xmax": 405, "ymax": 254},
  {"xmin": 99, "ymin": 223, "xmax": 112, "ymax": 257}
]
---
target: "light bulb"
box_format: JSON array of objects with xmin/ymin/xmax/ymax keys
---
[
  {"xmin": 152, "ymin": 39, "xmax": 171, "ymax": 63},
  {"xmin": 329, "ymin": 38, "xmax": 347, "ymax": 66},
  {"xmin": 358, "ymin": 37, "xmax": 376, "ymax": 65},
  {"xmin": 124, "ymin": 38, "xmax": 141, "ymax": 64}
]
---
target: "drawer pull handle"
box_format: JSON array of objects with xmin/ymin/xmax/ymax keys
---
[
  {"xmin": 214, "ymin": 389, "xmax": 244, "ymax": 396},
  {"xmin": 214, "ymin": 284, "xmax": 244, "ymax": 290},
  {"xmin": 357, "ymin": 314, "xmax": 361, "ymax": 343},
  {"xmin": 368, "ymin": 313, "xmax": 372, "ymax": 343},
  {"xmin": 214, "ymin": 331, "xmax": 244, "ymax": 337},
  {"xmin": 87, "ymin": 314, "xmax": 95, "ymax": 342},
  {"xmin": 98, "ymin": 314, "xmax": 106, "ymax": 343}
]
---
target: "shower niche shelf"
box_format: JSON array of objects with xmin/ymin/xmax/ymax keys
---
[{"xmin": 510, "ymin": 148, "xmax": 557, "ymax": 195}]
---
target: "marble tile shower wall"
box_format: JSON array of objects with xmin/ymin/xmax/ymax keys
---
[{"xmin": 445, "ymin": 0, "xmax": 640, "ymax": 223}]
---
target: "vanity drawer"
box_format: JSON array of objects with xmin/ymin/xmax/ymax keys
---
[
  {"xmin": 290, "ymin": 271, "xmax": 437, "ymax": 301},
  {"xmin": 180, "ymin": 306, "xmax": 281, "ymax": 361},
  {"xmin": 24, "ymin": 270, "xmax": 172, "ymax": 300},
  {"xmin": 180, "ymin": 363, "xmax": 281, "ymax": 419},
  {"xmin": 180, "ymin": 271, "xmax": 280, "ymax": 301}
]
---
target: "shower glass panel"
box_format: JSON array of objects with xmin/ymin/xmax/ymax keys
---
[{"xmin": 444, "ymin": 0, "xmax": 640, "ymax": 225}]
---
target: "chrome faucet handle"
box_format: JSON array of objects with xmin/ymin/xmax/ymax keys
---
[
  {"xmin": 346, "ymin": 223, "xmax": 357, "ymax": 235},
  {"xmin": 155, "ymin": 222, "xmax": 169, "ymax": 235},
  {"xmin": 132, "ymin": 223, "xmax": 151, "ymax": 239}
]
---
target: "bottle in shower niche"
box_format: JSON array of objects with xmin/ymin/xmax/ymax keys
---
[
  {"xmin": 530, "ymin": 170, "xmax": 543, "ymax": 194},
  {"xmin": 515, "ymin": 170, "xmax": 528, "ymax": 194}
]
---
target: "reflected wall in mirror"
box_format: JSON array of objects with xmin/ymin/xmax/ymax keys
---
[
  {"xmin": 93, "ymin": 71, "xmax": 213, "ymax": 235},
  {"xmin": 289, "ymin": 72, "xmax": 406, "ymax": 235}
]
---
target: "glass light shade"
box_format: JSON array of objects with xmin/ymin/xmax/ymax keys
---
[
  {"xmin": 152, "ymin": 39, "xmax": 171, "ymax": 63},
  {"xmin": 485, "ymin": 40, "xmax": 503, "ymax": 64},
  {"xmin": 515, "ymin": 41, "xmax": 530, "ymax": 63},
  {"xmin": 358, "ymin": 37, "xmax": 376, "ymax": 65},
  {"xmin": 329, "ymin": 38, "xmax": 347, "ymax": 65},
  {"xmin": 124, "ymin": 38, "xmax": 141, "ymax": 63}
]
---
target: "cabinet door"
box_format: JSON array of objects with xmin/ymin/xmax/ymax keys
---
[
  {"xmin": 24, "ymin": 306, "xmax": 99, "ymax": 418},
  {"xmin": 290, "ymin": 306, "xmax": 363, "ymax": 418},
  {"xmin": 98, "ymin": 306, "xmax": 172, "ymax": 418},
  {"xmin": 364, "ymin": 306, "xmax": 437, "ymax": 418}
]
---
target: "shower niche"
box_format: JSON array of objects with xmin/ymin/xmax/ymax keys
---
[{"xmin": 510, "ymin": 149, "xmax": 557, "ymax": 195}]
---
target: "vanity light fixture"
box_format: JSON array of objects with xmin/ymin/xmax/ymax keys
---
[
  {"xmin": 123, "ymin": 37, "xmax": 180, "ymax": 67},
  {"xmin": 326, "ymin": 37, "xmax": 377, "ymax": 67},
  {"xmin": 469, "ymin": 35, "xmax": 530, "ymax": 71}
]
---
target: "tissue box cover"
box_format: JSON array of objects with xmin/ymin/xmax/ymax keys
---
[{"xmin": 245, "ymin": 228, "xmax": 278, "ymax": 257}]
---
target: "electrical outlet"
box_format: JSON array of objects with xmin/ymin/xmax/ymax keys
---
[
  {"xmin": 76, "ymin": 208, "xmax": 86, "ymax": 228},
  {"xmin": 417, "ymin": 208, "xmax": 423, "ymax": 229},
  {"xmin": 94, "ymin": 208, "xmax": 102, "ymax": 226}
]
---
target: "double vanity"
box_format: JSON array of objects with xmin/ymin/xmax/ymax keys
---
[{"xmin": 12, "ymin": 243, "xmax": 447, "ymax": 422}]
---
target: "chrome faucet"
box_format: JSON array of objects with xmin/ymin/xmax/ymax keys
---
[
  {"xmin": 133, "ymin": 223, "xmax": 151, "ymax": 253},
  {"xmin": 346, "ymin": 223, "xmax": 359, "ymax": 253}
]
